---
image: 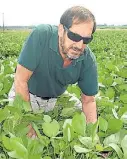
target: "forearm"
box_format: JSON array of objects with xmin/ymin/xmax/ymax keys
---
[
  {"xmin": 81, "ymin": 95, "xmax": 97, "ymax": 123},
  {"xmin": 14, "ymin": 79, "xmax": 30, "ymax": 102}
]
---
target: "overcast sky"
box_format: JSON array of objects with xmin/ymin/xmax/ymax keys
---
[{"xmin": 0, "ymin": 0, "xmax": 127, "ymax": 26}]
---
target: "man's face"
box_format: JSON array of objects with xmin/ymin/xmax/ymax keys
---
[{"xmin": 59, "ymin": 22, "xmax": 93, "ymax": 60}]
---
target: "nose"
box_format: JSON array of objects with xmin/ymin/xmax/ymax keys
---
[{"xmin": 75, "ymin": 39, "xmax": 84, "ymax": 49}]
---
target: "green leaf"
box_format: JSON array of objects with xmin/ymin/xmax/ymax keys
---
[
  {"xmin": 67, "ymin": 85, "xmax": 81, "ymax": 98},
  {"xmin": 118, "ymin": 84, "xmax": 127, "ymax": 91},
  {"xmin": 8, "ymin": 151, "xmax": 23, "ymax": 159},
  {"xmin": 121, "ymin": 135, "xmax": 127, "ymax": 158},
  {"xmin": 3, "ymin": 119, "xmax": 14, "ymax": 133},
  {"xmin": 63, "ymin": 119, "xmax": 72, "ymax": 129},
  {"xmin": 22, "ymin": 114, "xmax": 43, "ymax": 122},
  {"xmin": 108, "ymin": 143, "xmax": 123, "ymax": 159},
  {"xmin": 22, "ymin": 101, "xmax": 32, "ymax": 112},
  {"xmin": 72, "ymin": 112, "xmax": 86, "ymax": 136},
  {"xmin": 99, "ymin": 116, "xmax": 108, "ymax": 132},
  {"xmin": 32, "ymin": 122, "xmax": 50, "ymax": 147},
  {"xmin": 13, "ymin": 94, "xmax": 32, "ymax": 112},
  {"xmin": 43, "ymin": 156, "xmax": 52, "ymax": 159},
  {"xmin": 118, "ymin": 130, "xmax": 127, "ymax": 143},
  {"xmin": 120, "ymin": 94, "xmax": 127, "ymax": 103},
  {"xmin": 114, "ymin": 77, "xmax": 124, "ymax": 85},
  {"xmin": 86, "ymin": 123, "xmax": 93, "ymax": 136},
  {"xmin": 27, "ymin": 139, "xmax": 44, "ymax": 155},
  {"xmin": 74, "ymin": 145, "xmax": 91, "ymax": 153},
  {"xmin": 118, "ymin": 68, "xmax": 127, "ymax": 78},
  {"xmin": 28, "ymin": 154, "xmax": 42, "ymax": 159},
  {"xmin": 112, "ymin": 108, "xmax": 119, "ymax": 119},
  {"xmin": 92, "ymin": 120, "xmax": 99, "ymax": 141},
  {"xmin": 103, "ymin": 130, "xmax": 127, "ymax": 146},
  {"xmin": 96, "ymin": 96, "xmax": 114, "ymax": 108},
  {"xmin": 0, "ymin": 83, "xmax": 4, "ymax": 91},
  {"xmin": 2, "ymin": 135, "xmax": 13, "ymax": 151},
  {"xmin": 105, "ymin": 62, "xmax": 115, "ymax": 71},
  {"xmin": 59, "ymin": 140, "xmax": 67, "ymax": 151},
  {"xmin": 78, "ymin": 136, "xmax": 99, "ymax": 149},
  {"xmin": 105, "ymin": 87, "xmax": 115, "ymax": 99},
  {"xmin": 51, "ymin": 138, "xmax": 60, "ymax": 154},
  {"xmin": 104, "ymin": 134, "xmax": 119, "ymax": 146},
  {"xmin": 10, "ymin": 137, "xmax": 28, "ymax": 158},
  {"xmin": 96, "ymin": 144, "xmax": 104, "ymax": 152},
  {"xmin": 0, "ymin": 153, "xmax": 6, "ymax": 159},
  {"xmin": 108, "ymin": 119, "xmax": 123, "ymax": 134},
  {"xmin": 63, "ymin": 123, "xmax": 74, "ymax": 142},
  {"xmin": 0, "ymin": 107, "xmax": 10, "ymax": 123},
  {"xmin": 121, "ymin": 112, "xmax": 127, "ymax": 124},
  {"xmin": 6, "ymin": 105, "xmax": 22, "ymax": 115},
  {"xmin": 42, "ymin": 119, "xmax": 60, "ymax": 137},
  {"xmin": 14, "ymin": 123, "xmax": 29, "ymax": 137},
  {"xmin": 43, "ymin": 115, "xmax": 51, "ymax": 123},
  {"xmin": 13, "ymin": 94, "xmax": 24, "ymax": 109},
  {"xmin": 61, "ymin": 107, "xmax": 76, "ymax": 117},
  {"xmin": 103, "ymin": 76, "xmax": 113, "ymax": 86},
  {"xmin": 118, "ymin": 105, "xmax": 127, "ymax": 116}
]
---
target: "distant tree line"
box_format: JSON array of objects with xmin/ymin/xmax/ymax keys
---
[
  {"xmin": 0, "ymin": 25, "xmax": 35, "ymax": 30},
  {"xmin": 97, "ymin": 24, "xmax": 127, "ymax": 29},
  {"xmin": 0, "ymin": 24, "xmax": 127, "ymax": 30}
]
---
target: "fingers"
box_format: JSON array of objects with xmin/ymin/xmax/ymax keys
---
[
  {"xmin": 27, "ymin": 124, "xmax": 38, "ymax": 139},
  {"xmin": 31, "ymin": 135, "xmax": 38, "ymax": 139}
]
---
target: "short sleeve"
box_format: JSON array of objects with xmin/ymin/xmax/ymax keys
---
[
  {"xmin": 78, "ymin": 48, "xmax": 98, "ymax": 96},
  {"xmin": 18, "ymin": 27, "xmax": 42, "ymax": 71}
]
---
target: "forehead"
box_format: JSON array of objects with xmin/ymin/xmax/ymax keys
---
[{"xmin": 69, "ymin": 22, "xmax": 93, "ymax": 36}]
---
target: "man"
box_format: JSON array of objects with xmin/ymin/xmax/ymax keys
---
[{"xmin": 8, "ymin": 6, "xmax": 98, "ymax": 137}]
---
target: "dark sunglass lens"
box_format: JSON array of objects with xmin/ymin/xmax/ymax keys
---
[
  {"xmin": 83, "ymin": 36, "xmax": 93, "ymax": 44},
  {"xmin": 83, "ymin": 38, "xmax": 91, "ymax": 44},
  {"xmin": 68, "ymin": 32, "xmax": 81, "ymax": 42}
]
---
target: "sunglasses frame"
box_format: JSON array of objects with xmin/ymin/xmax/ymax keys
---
[{"xmin": 63, "ymin": 26, "xmax": 93, "ymax": 44}]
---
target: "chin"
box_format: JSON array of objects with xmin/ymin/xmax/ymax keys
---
[
  {"xmin": 67, "ymin": 54, "xmax": 80, "ymax": 60},
  {"xmin": 70, "ymin": 52, "xmax": 81, "ymax": 57}
]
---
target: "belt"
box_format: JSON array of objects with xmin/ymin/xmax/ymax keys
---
[
  {"xmin": 35, "ymin": 95, "xmax": 52, "ymax": 100},
  {"xmin": 29, "ymin": 92, "xmax": 55, "ymax": 100}
]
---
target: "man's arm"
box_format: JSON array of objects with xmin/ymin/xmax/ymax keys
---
[
  {"xmin": 14, "ymin": 64, "xmax": 33, "ymax": 101},
  {"xmin": 14, "ymin": 64, "xmax": 37, "ymax": 138},
  {"xmin": 81, "ymin": 93, "xmax": 97, "ymax": 123}
]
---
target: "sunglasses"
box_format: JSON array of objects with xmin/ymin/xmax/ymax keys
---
[{"xmin": 63, "ymin": 26, "xmax": 93, "ymax": 44}]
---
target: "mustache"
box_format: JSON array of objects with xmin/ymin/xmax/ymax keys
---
[{"xmin": 71, "ymin": 46, "xmax": 83, "ymax": 52}]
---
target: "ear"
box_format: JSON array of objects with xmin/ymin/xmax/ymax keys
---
[{"xmin": 58, "ymin": 24, "xmax": 64, "ymax": 37}]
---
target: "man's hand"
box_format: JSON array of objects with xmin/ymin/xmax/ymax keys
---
[
  {"xmin": 81, "ymin": 93, "xmax": 97, "ymax": 123},
  {"xmin": 27, "ymin": 124, "xmax": 37, "ymax": 139}
]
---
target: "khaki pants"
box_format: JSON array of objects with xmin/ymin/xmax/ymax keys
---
[{"xmin": 8, "ymin": 83, "xmax": 57, "ymax": 112}]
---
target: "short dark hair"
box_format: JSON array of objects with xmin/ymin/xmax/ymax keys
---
[{"xmin": 60, "ymin": 6, "xmax": 96, "ymax": 34}]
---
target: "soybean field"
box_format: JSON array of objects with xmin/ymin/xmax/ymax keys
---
[{"xmin": 0, "ymin": 29, "xmax": 127, "ymax": 159}]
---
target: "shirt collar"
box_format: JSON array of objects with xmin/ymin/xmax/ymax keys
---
[{"xmin": 71, "ymin": 53, "xmax": 84, "ymax": 66}]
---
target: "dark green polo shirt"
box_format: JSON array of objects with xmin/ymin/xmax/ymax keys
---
[{"xmin": 18, "ymin": 24, "xmax": 98, "ymax": 97}]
